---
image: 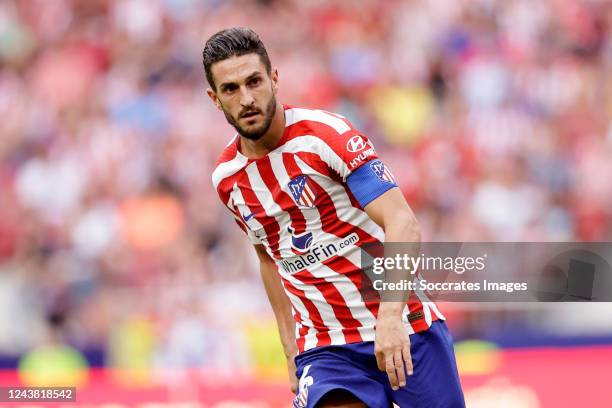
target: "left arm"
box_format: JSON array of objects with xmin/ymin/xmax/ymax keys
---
[
  {"xmin": 364, "ymin": 187, "xmax": 420, "ymax": 391},
  {"xmin": 306, "ymin": 112, "xmax": 418, "ymax": 390}
]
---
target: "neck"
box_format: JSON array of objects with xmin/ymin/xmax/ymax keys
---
[{"xmin": 240, "ymin": 102, "xmax": 285, "ymax": 159}]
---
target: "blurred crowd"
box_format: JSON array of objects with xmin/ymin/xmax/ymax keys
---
[{"xmin": 0, "ymin": 0, "xmax": 611, "ymax": 378}]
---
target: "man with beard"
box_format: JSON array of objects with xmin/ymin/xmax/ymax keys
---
[{"xmin": 204, "ymin": 27, "xmax": 464, "ymax": 408}]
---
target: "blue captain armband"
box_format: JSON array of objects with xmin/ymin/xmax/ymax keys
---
[{"xmin": 346, "ymin": 159, "xmax": 398, "ymax": 208}]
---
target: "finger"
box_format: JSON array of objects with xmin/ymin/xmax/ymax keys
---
[
  {"xmin": 375, "ymin": 347, "xmax": 385, "ymax": 372},
  {"xmin": 394, "ymin": 348, "xmax": 406, "ymax": 388},
  {"xmin": 385, "ymin": 353, "xmax": 399, "ymax": 390},
  {"xmin": 402, "ymin": 343, "xmax": 413, "ymax": 376},
  {"xmin": 288, "ymin": 359, "xmax": 298, "ymax": 393},
  {"xmin": 290, "ymin": 373, "xmax": 297, "ymax": 393},
  {"xmin": 290, "ymin": 377, "xmax": 297, "ymax": 393}
]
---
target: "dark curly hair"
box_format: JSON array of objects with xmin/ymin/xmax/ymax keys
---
[{"xmin": 203, "ymin": 27, "xmax": 271, "ymax": 90}]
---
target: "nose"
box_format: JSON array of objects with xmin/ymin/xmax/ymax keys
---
[{"xmin": 239, "ymin": 85, "xmax": 255, "ymax": 108}]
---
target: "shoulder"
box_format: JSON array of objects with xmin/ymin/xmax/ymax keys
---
[
  {"xmin": 282, "ymin": 106, "xmax": 366, "ymax": 158},
  {"xmin": 211, "ymin": 134, "xmax": 246, "ymax": 191},
  {"xmin": 281, "ymin": 106, "xmax": 377, "ymax": 178},
  {"xmin": 284, "ymin": 106, "xmax": 356, "ymax": 141}
]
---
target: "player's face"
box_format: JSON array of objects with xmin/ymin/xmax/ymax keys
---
[{"xmin": 207, "ymin": 53, "xmax": 278, "ymax": 140}]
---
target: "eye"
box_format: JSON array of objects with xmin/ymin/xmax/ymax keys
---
[
  {"xmin": 224, "ymin": 84, "xmax": 238, "ymax": 94},
  {"xmin": 248, "ymin": 77, "xmax": 262, "ymax": 87}
]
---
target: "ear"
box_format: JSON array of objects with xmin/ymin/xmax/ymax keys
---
[
  {"xmin": 206, "ymin": 88, "xmax": 222, "ymax": 111},
  {"xmin": 271, "ymin": 67, "xmax": 279, "ymax": 94}
]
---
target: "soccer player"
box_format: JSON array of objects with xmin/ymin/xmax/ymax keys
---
[{"xmin": 205, "ymin": 27, "xmax": 465, "ymax": 408}]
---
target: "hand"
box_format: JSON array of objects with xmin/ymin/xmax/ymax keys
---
[
  {"xmin": 287, "ymin": 353, "xmax": 298, "ymax": 393},
  {"xmin": 375, "ymin": 315, "xmax": 413, "ymax": 391}
]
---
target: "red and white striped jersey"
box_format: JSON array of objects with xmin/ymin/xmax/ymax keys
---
[{"xmin": 212, "ymin": 105, "xmax": 444, "ymax": 353}]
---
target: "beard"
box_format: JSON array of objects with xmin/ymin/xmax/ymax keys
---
[{"xmin": 222, "ymin": 94, "xmax": 277, "ymax": 141}]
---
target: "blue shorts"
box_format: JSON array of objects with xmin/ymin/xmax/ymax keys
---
[{"xmin": 293, "ymin": 321, "xmax": 465, "ymax": 408}]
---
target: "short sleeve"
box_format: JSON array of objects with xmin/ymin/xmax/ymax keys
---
[
  {"xmin": 310, "ymin": 111, "xmax": 379, "ymax": 181},
  {"xmin": 293, "ymin": 110, "xmax": 398, "ymax": 208},
  {"xmin": 233, "ymin": 216, "xmax": 263, "ymax": 244},
  {"xmin": 225, "ymin": 199, "xmax": 263, "ymax": 245}
]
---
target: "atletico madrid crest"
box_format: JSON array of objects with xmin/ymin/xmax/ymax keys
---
[
  {"xmin": 370, "ymin": 160, "xmax": 395, "ymax": 183},
  {"xmin": 288, "ymin": 175, "xmax": 317, "ymax": 208}
]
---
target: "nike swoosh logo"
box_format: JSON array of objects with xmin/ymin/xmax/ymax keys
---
[{"xmin": 242, "ymin": 211, "xmax": 256, "ymax": 221}]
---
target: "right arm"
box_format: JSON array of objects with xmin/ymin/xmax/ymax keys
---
[{"xmin": 254, "ymin": 244, "xmax": 298, "ymax": 392}]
